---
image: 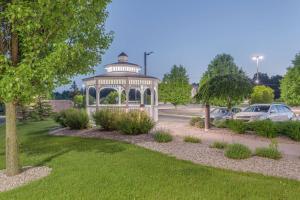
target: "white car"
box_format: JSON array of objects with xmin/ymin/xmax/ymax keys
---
[{"xmin": 233, "ymin": 104, "xmax": 297, "ymax": 122}]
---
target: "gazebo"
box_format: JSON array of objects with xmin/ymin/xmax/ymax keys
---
[{"xmin": 83, "ymin": 52, "xmax": 159, "ymax": 121}]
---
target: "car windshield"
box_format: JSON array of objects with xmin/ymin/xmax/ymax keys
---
[
  {"xmin": 244, "ymin": 105, "xmax": 270, "ymax": 113},
  {"xmin": 211, "ymin": 108, "xmax": 228, "ymax": 114}
]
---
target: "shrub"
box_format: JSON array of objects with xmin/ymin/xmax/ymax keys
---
[
  {"xmin": 226, "ymin": 120, "xmax": 247, "ymax": 134},
  {"xmin": 54, "ymin": 109, "xmax": 68, "ymax": 127},
  {"xmin": 93, "ymin": 109, "xmax": 123, "ymax": 131},
  {"xmin": 190, "ymin": 117, "xmax": 205, "ymax": 128},
  {"xmin": 212, "ymin": 119, "xmax": 228, "ymax": 128},
  {"xmin": 255, "ymin": 140, "xmax": 282, "ymax": 160},
  {"xmin": 225, "ymin": 143, "xmax": 252, "ymax": 159},
  {"xmin": 276, "ymin": 121, "xmax": 300, "ymax": 141},
  {"xmin": 248, "ymin": 120, "xmax": 277, "ymax": 138},
  {"xmin": 184, "ymin": 136, "xmax": 201, "ymax": 143},
  {"xmin": 210, "ymin": 141, "xmax": 228, "ymax": 149},
  {"xmin": 250, "ymin": 85, "xmax": 274, "ymax": 104},
  {"xmin": 64, "ymin": 109, "xmax": 89, "ymax": 129},
  {"xmin": 118, "ymin": 111, "xmax": 154, "ymax": 135},
  {"xmin": 153, "ymin": 129, "xmax": 173, "ymax": 143}
]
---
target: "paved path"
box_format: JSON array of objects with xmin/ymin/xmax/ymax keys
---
[{"xmin": 157, "ymin": 115, "xmax": 300, "ymax": 158}]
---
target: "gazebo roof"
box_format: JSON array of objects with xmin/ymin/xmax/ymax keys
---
[{"xmin": 82, "ymin": 73, "xmax": 159, "ymax": 81}]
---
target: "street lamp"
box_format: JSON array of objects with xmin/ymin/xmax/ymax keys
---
[
  {"xmin": 252, "ymin": 55, "xmax": 264, "ymax": 84},
  {"xmin": 144, "ymin": 51, "xmax": 154, "ymax": 76}
]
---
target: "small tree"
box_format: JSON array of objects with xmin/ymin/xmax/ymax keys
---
[
  {"xmin": 196, "ymin": 54, "xmax": 251, "ymax": 130},
  {"xmin": 30, "ymin": 96, "xmax": 53, "ymax": 121},
  {"xmin": 250, "ymin": 85, "xmax": 274, "ymax": 104},
  {"xmin": 0, "ymin": 1, "xmax": 112, "ymax": 176},
  {"xmin": 73, "ymin": 94, "xmax": 84, "ymax": 108},
  {"xmin": 280, "ymin": 53, "xmax": 300, "ymax": 105},
  {"xmin": 159, "ymin": 65, "xmax": 191, "ymax": 107}
]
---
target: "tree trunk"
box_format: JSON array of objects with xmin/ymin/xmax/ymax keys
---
[
  {"xmin": 204, "ymin": 104, "xmax": 210, "ymax": 131},
  {"xmin": 5, "ymin": 27, "xmax": 20, "ymax": 176},
  {"xmin": 5, "ymin": 102, "xmax": 20, "ymax": 176}
]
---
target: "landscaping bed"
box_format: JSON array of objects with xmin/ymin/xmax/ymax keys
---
[{"xmin": 1, "ymin": 120, "xmax": 300, "ymax": 199}]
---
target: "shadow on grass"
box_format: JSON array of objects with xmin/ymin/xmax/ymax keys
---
[{"xmin": 19, "ymin": 125, "xmax": 127, "ymax": 166}]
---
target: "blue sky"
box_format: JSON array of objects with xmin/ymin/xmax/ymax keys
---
[{"xmin": 58, "ymin": 0, "xmax": 300, "ymax": 91}]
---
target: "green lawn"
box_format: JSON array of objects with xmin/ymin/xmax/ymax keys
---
[{"xmin": 0, "ymin": 120, "xmax": 300, "ymax": 200}]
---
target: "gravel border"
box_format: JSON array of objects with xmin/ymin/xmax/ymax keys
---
[
  {"xmin": 0, "ymin": 166, "xmax": 51, "ymax": 192},
  {"xmin": 50, "ymin": 128, "xmax": 300, "ymax": 181}
]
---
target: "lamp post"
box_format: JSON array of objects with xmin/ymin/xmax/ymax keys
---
[
  {"xmin": 252, "ymin": 55, "xmax": 264, "ymax": 84},
  {"xmin": 144, "ymin": 51, "xmax": 153, "ymax": 76}
]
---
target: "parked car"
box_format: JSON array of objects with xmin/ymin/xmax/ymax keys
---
[
  {"xmin": 233, "ymin": 104, "xmax": 297, "ymax": 122},
  {"xmin": 210, "ymin": 107, "xmax": 242, "ymax": 120}
]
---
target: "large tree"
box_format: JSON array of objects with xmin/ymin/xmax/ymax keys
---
[
  {"xmin": 280, "ymin": 53, "xmax": 300, "ymax": 106},
  {"xmin": 0, "ymin": 0, "xmax": 112, "ymax": 176},
  {"xmin": 159, "ymin": 65, "xmax": 191, "ymax": 107},
  {"xmin": 196, "ymin": 54, "xmax": 251, "ymax": 130}
]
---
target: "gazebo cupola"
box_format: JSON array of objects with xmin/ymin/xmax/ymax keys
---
[{"xmin": 104, "ymin": 52, "xmax": 141, "ymax": 74}]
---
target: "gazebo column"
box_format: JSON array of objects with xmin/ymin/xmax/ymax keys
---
[
  {"xmin": 96, "ymin": 80, "xmax": 100, "ymax": 111},
  {"xmin": 125, "ymin": 79, "xmax": 129, "ymax": 112},
  {"xmin": 140, "ymin": 86, "xmax": 144, "ymax": 105},
  {"xmin": 150, "ymin": 87, "xmax": 155, "ymax": 118},
  {"xmin": 118, "ymin": 86, "xmax": 122, "ymax": 105}
]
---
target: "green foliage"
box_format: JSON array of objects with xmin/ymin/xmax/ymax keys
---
[
  {"xmin": 0, "ymin": 1, "xmax": 112, "ymax": 104},
  {"xmin": 210, "ymin": 141, "xmax": 228, "ymax": 149},
  {"xmin": 73, "ymin": 95, "xmax": 84, "ymax": 108},
  {"xmin": 93, "ymin": 109, "xmax": 123, "ymax": 131},
  {"xmin": 280, "ymin": 53, "xmax": 300, "ymax": 105},
  {"xmin": 276, "ymin": 121, "xmax": 300, "ymax": 141},
  {"xmin": 212, "ymin": 119, "xmax": 228, "ymax": 128},
  {"xmin": 162, "ymin": 65, "xmax": 189, "ymax": 83},
  {"xmin": 226, "ymin": 120, "xmax": 247, "ymax": 134},
  {"xmin": 159, "ymin": 65, "xmax": 191, "ymax": 106},
  {"xmin": 64, "ymin": 109, "xmax": 89, "ymax": 130},
  {"xmin": 184, "ymin": 136, "xmax": 201, "ymax": 143},
  {"xmin": 250, "ymin": 85, "xmax": 274, "ymax": 104},
  {"xmin": 30, "ymin": 97, "xmax": 53, "ymax": 121},
  {"xmin": 248, "ymin": 120, "xmax": 277, "ymax": 138},
  {"xmin": 54, "ymin": 109, "xmax": 68, "ymax": 127},
  {"xmin": 255, "ymin": 140, "xmax": 282, "ymax": 160},
  {"xmin": 225, "ymin": 144, "xmax": 252, "ymax": 159},
  {"xmin": 153, "ymin": 129, "xmax": 173, "ymax": 143},
  {"xmin": 101, "ymin": 91, "xmax": 125, "ymax": 104},
  {"xmin": 189, "ymin": 117, "xmax": 205, "ymax": 128},
  {"xmin": 118, "ymin": 111, "xmax": 155, "ymax": 135},
  {"xmin": 196, "ymin": 54, "xmax": 252, "ymax": 108},
  {"xmin": 17, "ymin": 96, "xmax": 52, "ymax": 121}
]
